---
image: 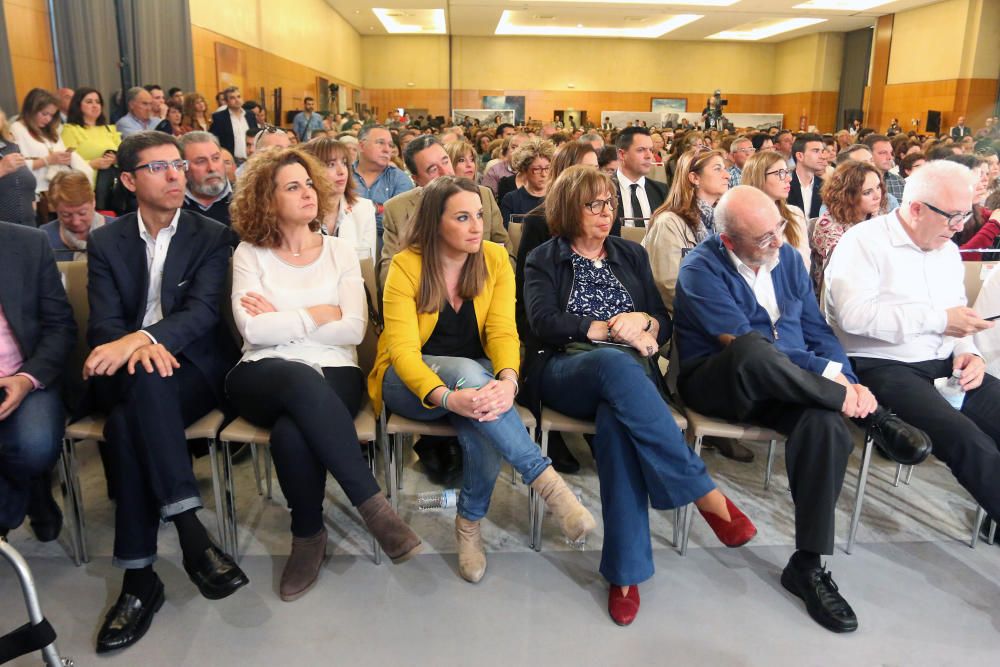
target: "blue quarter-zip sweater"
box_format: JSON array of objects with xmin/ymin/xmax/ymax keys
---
[{"xmin": 673, "ymin": 235, "xmax": 857, "ymax": 383}]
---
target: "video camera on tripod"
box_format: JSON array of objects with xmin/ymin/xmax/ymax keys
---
[{"xmin": 704, "ymin": 89, "xmax": 729, "ymax": 130}]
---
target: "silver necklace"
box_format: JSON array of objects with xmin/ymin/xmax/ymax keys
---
[{"xmin": 572, "ymin": 245, "xmax": 606, "ymax": 269}]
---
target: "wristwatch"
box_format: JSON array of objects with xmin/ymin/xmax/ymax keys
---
[{"xmin": 642, "ymin": 313, "xmax": 653, "ymax": 332}]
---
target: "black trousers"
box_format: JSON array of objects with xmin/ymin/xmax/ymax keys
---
[
  {"xmin": 678, "ymin": 333, "xmax": 851, "ymax": 555},
  {"xmin": 225, "ymin": 359, "xmax": 377, "ymax": 538},
  {"xmin": 853, "ymin": 356, "xmax": 1000, "ymax": 520},
  {"xmin": 98, "ymin": 357, "xmax": 218, "ymax": 568}
]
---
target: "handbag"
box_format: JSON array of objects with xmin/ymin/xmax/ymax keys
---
[{"xmin": 563, "ymin": 340, "xmax": 671, "ymax": 400}]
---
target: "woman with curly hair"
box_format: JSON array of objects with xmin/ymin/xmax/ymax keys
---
[
  {"xmin": 180, "ymin": 92, "xmax": 211, "ymax": 132},
  {"xmin": 225, "ymin": 147, "xmax": 421, "ymax": 602},
  {"xmin": 500, "ymin": 138, "xmax": 555, "ymax": 226},
  {"xmin": 810, "ymin": 160, "xmax": 885, "ymax": 295}
]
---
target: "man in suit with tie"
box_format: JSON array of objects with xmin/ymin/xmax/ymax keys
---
[
  {"xmin": 950, "ymin": 116, "xmax": 972, "ymax": 139},
  {"xmin": 209, "ymin": 86, "xmax": 258, "ymax": 162},
  {"xmin": 0, "ymin": 223, "xmax": 76, "ymax": 543},
  {"xmin": 84, "ymin": 132, "xmax": 246, "ymax": 654},
  {"xmin": 612, "ymin": 127, "xmax": 667, "ymax": 236},
  {"xmin": 787, "ymin": 132, "xmax": 826, "ymax": 220}
]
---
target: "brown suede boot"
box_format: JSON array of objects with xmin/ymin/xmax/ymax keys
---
[
  {"xmin": 531, "ymin": 466, "xmax": 597, "ymax": 542},
  {"xmin": 358, "ymin": 493, "xmax": 422, "ymax": 563},
  {"xmin": 280, "ymin": 527, "xmax": 327, "ymax": 602},
  {"xmin": 455, "ymin": 515, "xmax": 487, "ymax": 583}
]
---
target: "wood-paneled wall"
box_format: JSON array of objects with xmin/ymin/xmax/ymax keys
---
[
  {"xmin": 362, "ymin": 88, "xmax": 838, "ymax": 131},
  {"xmin": 4, "ymin": 0, "xmax": 56, "ymax": 107},
  {"xmin": 871, "ymin": 78, "xmax": 999, "ymax": 133},
  {"xmin": 192, "ymin": 26, "xmax": 359, "ymax": 126}
]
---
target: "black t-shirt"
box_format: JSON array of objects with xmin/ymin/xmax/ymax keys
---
[{"xmin": 422, "ymin": 299, "xmax": 486, "ymax": 360}]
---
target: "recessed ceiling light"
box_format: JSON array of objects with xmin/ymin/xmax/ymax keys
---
[
  {"xmin": 372, "ymin": 8, "xmax": 447, "ymax": 34},
  {"xmin": 518, "ymin": 0, "xmax": 736, "ymax": 4},
  {"xmin": 707, "ymin": 17, "xmax": 826, "ymax": 40},
  {"xmin": 793, "ymin": 0, "xmax": 891, "ymax": 10},
  {"xmin": 495, "ymin": 11, "xmax": 702, "ymax": 38},
  {"xmin": 576, "ymin": 23, "xmax": 583, "ymax": 28}
]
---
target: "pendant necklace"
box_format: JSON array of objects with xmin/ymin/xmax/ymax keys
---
[{"xmin": 572, "ymin": 244, "xmax": 606, "ymax": 269}]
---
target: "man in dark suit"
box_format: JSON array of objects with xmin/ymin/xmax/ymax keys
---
[
  {"xmin": 0, "ymin": 223, "xmax": 76, "ymax": 542},
  {"xmin": 950, "ymin": 116, "xmax": 972, "ymax": 139},
  {"xmin": 209, "ymin": 86, "xmax": 258, "ymax": 162},
  {"xmin": 84, "ymin": 132, "xmax": 246, "ymax": 654},
  {"xmin": 787, "ymin": 132, "xmax": 825, "ymax": 220},
  {"xmin": 611, "ymin": 126, "xmax": 667, "ymax": 235}
]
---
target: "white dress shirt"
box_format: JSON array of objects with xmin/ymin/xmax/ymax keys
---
[
  {"xmin": 973, "ymin": 265, "xmax": 1000, "ymax": 378},
  {"xmin": 727, "ymin": 248, "xmax": 841, "ymax": 379},
  {"xmin": 616, "ymin": 170, "xmax": 651, "ymax": 223},
  {"xmin": 230, "ymin": 109, "xmax": 250, "ymax": 159},
  {"xmin": 824, "ymin": 209, "xmax": 980, "ymax": 362},
  {"xmin": 137, "ymin": 208, "xmax": 181, "ymax": 341},
  {"xmin": 797, "ymin": 170, "xmax": 814, "ymax": 219},
  {"xmin": 231, "ymin": 236, "xmax": 367, "ymax": 374}
]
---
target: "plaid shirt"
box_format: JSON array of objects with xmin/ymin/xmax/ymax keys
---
[
  {"xmin": 728, "ymin": 165, "xmax": 742, "ymax": 187},
  {"xmin": 885, "ymin": 171, "xmax": 906, "ymax": 203}
]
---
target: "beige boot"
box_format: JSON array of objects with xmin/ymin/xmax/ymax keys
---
[
  {"xmin": 531, "ymin": 466, "xmax": 596, "ymax": 542},
  {"xmin": 358, "ymin": 493, "xmax": 422, "ymax": 563},
  {"xmin": 455, "ymin": 515, "xmax": 487, "ymax": 583},
  {"xmin": 280, "ymin": 527, "xmax": 327, "ymax": 602}
]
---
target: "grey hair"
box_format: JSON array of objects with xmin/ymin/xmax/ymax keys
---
[
  {"xmin": 901, "ymin": 159, "xmax": 976, "ymax": 207},
  {"xmin": 178, "ymin": 131, "xmax": 220, "ymax": 152},
  {"xmin": 358, "ymin": 124, "xmax": 387, "ymax": 142},
  {"xmin": 125, "ymin": 86, "xmax": 146, "ymax": 104},
  {"xmin": 836, "ymin": 144, "xmax": 870, "ymax": 165}
]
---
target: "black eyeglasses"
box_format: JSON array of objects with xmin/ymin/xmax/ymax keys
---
[
  {"xmin": 920, "ymin": 201, "xmax": 973, "ymax": 228},
  {"xmin": 584, "ymin": 196, "xmax": 617, "ymax": 214},
  {"xmin": 765, "ymin": 168, "xmax": 791, "ymax": 180},
  {"xmin": 131, "ymin": 159, "xmax": 188, "ymax": 175}
]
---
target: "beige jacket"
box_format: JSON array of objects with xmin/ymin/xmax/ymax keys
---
[
  {"xmin": 378, "ymin": 184, "xmax": 513, "ymax": 288},
  {"xmin": 641, "ymin": 211, "xmax": 700, "ymax": 314}
]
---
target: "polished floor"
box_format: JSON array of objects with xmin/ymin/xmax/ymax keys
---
[{"xmin": 3, "ymin": 434, "xmax": 1000, "ymax": 666}]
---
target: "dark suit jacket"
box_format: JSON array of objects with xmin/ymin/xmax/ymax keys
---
[
  {"xmin": 209, "ymin": 108, "xmax": 259, "ymax": 155},
  {"xmin": 788, "ymin": 172, "xmax": 824, "ymax": 219},
  {"xmin": 951, "ymin": 126, "xmax": 972, "ymax": 139},
  {"xmin": 86, "ymin": 210, "xmax": 238, "ymax": 400},
  {"xmin": 612, "ymin": 176, "xmax": 668, "ymax": 236},
  {"xmin": 0, "ymin": 222, "xmax": 76, "ymax": 388}
]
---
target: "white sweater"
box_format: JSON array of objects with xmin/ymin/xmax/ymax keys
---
[
  {"xmin": 9, "ymin": 120, "xmax": 92, "ymax": 193},
  {"xmin": 323, "ymin": 196, "xmax": 377, "ymax": 261},
  {"xmin": 231, "ymin": 235, "xmax": 367, "ymax": 373}
]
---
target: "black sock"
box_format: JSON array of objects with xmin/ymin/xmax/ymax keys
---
[
  {"xmin": 122, "ymin": 566, "xmax": 157, "ymax": 602},
  {"xmin": 173, "ymin": 509, "xmax": 212, "ymax": 562},
  {"xmin": 790, "ymin": 550, "xmax": 821, "ymax": 570}
]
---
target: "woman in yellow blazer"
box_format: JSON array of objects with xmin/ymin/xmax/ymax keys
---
[{"xmin": 370, "ymin": 176, "xmax": 594, "ymax": 583}]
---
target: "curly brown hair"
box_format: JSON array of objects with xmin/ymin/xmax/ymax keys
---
[
  {"xmin": 819, "ymin": 160, "xmax": 885, "ymax": 226},
  {"xmin": 230, "ymin": 147, "xmax": 333, "ymax": 248},
  {"xmin": 511, "ymin": 139, "xmax": 556, "ymax": 174}
]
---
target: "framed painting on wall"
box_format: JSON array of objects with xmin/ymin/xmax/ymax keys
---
[
  {"xmin": 651, "ymin": 98, "xmax": 687, "ymax": 114},
  {"xmin": 214, "ymin": 42, "xmax": 246, "ymax": 93}
]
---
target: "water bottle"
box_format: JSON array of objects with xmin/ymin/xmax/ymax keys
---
[
  {"xmin": 417, "ymin": 488, "xmax": 459, "ymax": 510},
  {"xmin": 564, "ymin": 487, "xmax": 587, "ymax": 550},
  {"xmin": 937, "ymin": 369, "xmax": 966, "ymax": 410}
]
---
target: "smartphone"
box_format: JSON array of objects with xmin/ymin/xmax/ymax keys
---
[
  {"xmin": 592, "ymin": 340, "xmax": 635, "ymax": 350},
  {"xmin": 984, "ymin": 314, "xmax": 1000, "ymax": 321}
]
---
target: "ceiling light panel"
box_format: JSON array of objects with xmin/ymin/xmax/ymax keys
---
[
  {"xmin": 372, "ymin": 8, "xmax": 447, "ymax": 34},
  {"xmin": 515, "ymin": 0, "xmax": 737, "ymax": 5},
  {"xmin": 495, "ymin": 10, "xmax": 702, "ymax": 38},
  {"xmin": 707, "ymin": 17, "xmax": 826, "ymax": 40},
  {"xmin": 792, "ymin": 1, "xmax": 892, "ymax": 10}
]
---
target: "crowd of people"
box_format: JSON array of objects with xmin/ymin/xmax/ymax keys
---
[{"xmin": 3, "ymin": 79, "xmax": 1000, "ymax": 656}]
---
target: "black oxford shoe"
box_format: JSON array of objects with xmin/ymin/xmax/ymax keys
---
[
  {"xmin": 781, "ymin": 560, "xmax": 858, "ymax": 633},
  {"xmin": 183, "ymin": 544, "xmax": 249, "ymax": 600},
  {"xmin": 27, "ymin": 473, "xmax": 62, "ymax": 543},
  {"xmin": 865, "ymin": 407, "xmax": 932, "ymax": 466},
  {"xmin": 96, "ymin": 576, "xmax": 165, "ymax": 653}
]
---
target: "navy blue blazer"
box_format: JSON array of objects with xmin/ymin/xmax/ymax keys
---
[
  {"xmin": 209, "ymin": 108, "xmax": 259, "ymax": 155},
  {"xmin": 86, "ymin": 210, "xmax": 238, "ymax": 395},
  {"xmin": 0, "ymin": 222, "xmax": 76, "ymax": 387}
]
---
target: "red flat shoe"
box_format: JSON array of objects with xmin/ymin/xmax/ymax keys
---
[
  {"xmin": 608, "ymin": 585, "xmax": 640, "ymax": 626},
  {"xmin": 698, "ymin": 497, "xmax": 757, "ymax": 548}
]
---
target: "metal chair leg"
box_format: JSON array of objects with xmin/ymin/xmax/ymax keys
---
[
  {"xmin": 903, "ymin": 464, "xmax": 913, "ymax": 485},
  {"xmin": 972, "ymin": 506, "xmax": 985, "ymax": 548},
  {"xmin": 366, "ymin": 439, "xmax": 382, "ymax": 565},
  {"xmin": 394, "ymin": 433, "xmax": 404, "ymax": 493},
  {"xmin": 249, "ymin": 443, "xmax": 263, "ymax": 495},
  {"xmin": 989, "ymin": 519, "xmax": 998, "ymax": 545},
  {"xmin": 764, "ymin": 439, "xmax": 777, "ymax": 491},
  {"xmin": 532, "ymin": 429, "xmax": 551, "ymax": 552},
  {"xmin": 62, "ymin": 438, "xmax": 88, "ymax": 564},
  {"xmin": 207, "ymin": 438, "xmax": 227, "ymax": 552},
  {"xmin": 893, "ymin": 464, "xmax": 903, "ymax": 487},
  {"xmin": 264, "ymin": 447, "xmax": 273, "ymax": 500},
  {"xmin": 680, "ymin": 435, "xmax": 703, "ymax": 555},
  {"xmin": 846, "ymin": 437, "xmax": 874, "ymax": 555},
  {"xmin": 57, "ymin": 440, "xmax": 81, "ymax": 567},
  {"xmin": 221, "ymin": 440, "xmax": 239, "ymax": 560},
  {"xmin": 0, "ymin": 539, "xmax": 70, "ymax": 667},
  {"xmin": 672, "ymin": 508, "xmax": 680, "ymax": 548},
  {"xmin": 378, "ymin": 413, "xmax": 395, "ymax": 510}
]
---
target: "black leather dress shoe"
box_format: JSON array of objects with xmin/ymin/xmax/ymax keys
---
[
  {"xmin": 547, "ymin": 432, "xmax": 580, "ymax": 474},
  {"xmin": 96, "ymin": 576, "xmax": 165, "ymax": 653},
  {"xmin": 183, "ymin": 545, "xmax": 249, "ymax": 600},
  {"xmin": 27, "ymin": 474, "xmax": 62, "ymax": 542},
  {"xmin": 864, "ymin": 407, "xmax": 932, "ymax": 466},
  {"xmin": 781, "ymin": 561, "xmax": 858, "ymax": 633},
  {"xmin": 980, "ymin": 515, "xmax": 998, "ymax": 544}
]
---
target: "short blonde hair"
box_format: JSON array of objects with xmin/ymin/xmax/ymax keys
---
[{"xmin": 47, "ymin": 171, "xmax": 95, "ymax": 207}]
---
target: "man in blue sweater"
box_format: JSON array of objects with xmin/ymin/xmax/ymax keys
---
[{"xmin": 673, "ymin": 186, "xmax": 929, "ymax": 634}]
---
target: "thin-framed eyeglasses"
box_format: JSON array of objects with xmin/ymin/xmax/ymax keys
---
[
  {"xmin": 584, "ymin": 196, "xmax": 617, "ymax": 214},
  {"xmin": 765, "ymin": 168, "xmax": 791, "ymax": 181},
  {"xmin": 529, "ymin": 165, "xmax": 551, "ymax": 175},
  {"xmin": 132, "ymin": 159, "xmax": 188, "ymax": 175},
  {"xmin": 920, "ymin": 201, "xmax": 973, "ymax": 228},
  {"xmin": 748, "ymin": 220, "xmax": 787, "ymax": 248}
]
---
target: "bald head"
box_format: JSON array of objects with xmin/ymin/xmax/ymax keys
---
[{"xmin": 716, "ymin": 185, "xmax": 785, "ymax": 268}]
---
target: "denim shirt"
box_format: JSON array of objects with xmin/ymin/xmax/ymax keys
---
[{"xmin": 352, "ymin": 163, "xmax": 413, "ymax": 233}]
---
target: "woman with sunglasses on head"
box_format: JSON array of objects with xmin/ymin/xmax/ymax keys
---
[
  {"xmin": 523, "ymin": 166, "xmax": 756, "ymax": 627},
  {"xmin": 810, "ymin": 160, "xmax": 886, "ymax": 296},
  {"xmin": 371, "ymin": 175, "xmax": 595, "ymax": 585},
  {"xmin": 740, "ymin": 150, "xmax": 811, "ymax": 271}
]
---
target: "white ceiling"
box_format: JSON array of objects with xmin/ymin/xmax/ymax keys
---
[{"xmin": 326, "ymin": 0, "xmax": 944, "ymax": 42}]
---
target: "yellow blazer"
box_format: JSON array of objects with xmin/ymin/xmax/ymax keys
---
[{"xmin": 368, "ymin": 240, "xmax": 521, "ymax": 415}]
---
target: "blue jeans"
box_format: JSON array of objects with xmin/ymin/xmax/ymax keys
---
[
  {"xmin": 0, "ymin": 387, "xmax": 64, "ymax": 530},
  {"xmin": 382, "ymin": 356, "xmax": 551, "ymax": 521},
  {"xmin": 541, "ymin": 347, "xmax": 715, "ymax": 586}
]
